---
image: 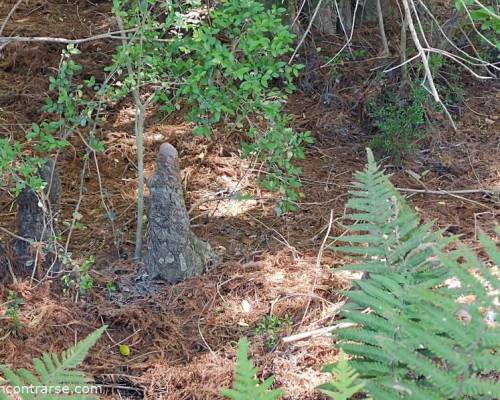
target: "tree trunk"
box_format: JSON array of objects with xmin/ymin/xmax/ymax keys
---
[
  {"xmin": 144, "ymin": 143, "xmax": 214, "ymax": 284},
  {"xmin": 13, "ymin": 158, "xmax": 60, "ymax": 274},
  {"xmin": 359, "ymin": 0, "xmax": 392, "ymax": 25},
  {"xmin": 315, "ymin": 1, "xmax": 337, "ymax": 35},
  {"xmin": 288, "ymin": 0, "xmax": 305, "ymax": 36},
  {"xmin": 338, "ymin": 0, "xmax": 353, "ymax": 34}
]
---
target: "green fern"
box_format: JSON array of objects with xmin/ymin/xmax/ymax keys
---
[
  {"xmin": 320, "ymin": 350, "xmax": 366, "ymax": 400},
  {"xmin": 330, "ymin": 149, "xmax": 500, "ymax": 399},
  {"xmin": 221, "ymin": 337, "xmax": 283, "ymax": 400},
  {"xmin": 0, "ymin": 326, "xmax": 106, "ymax": 400}
]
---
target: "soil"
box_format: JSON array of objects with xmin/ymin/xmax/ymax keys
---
[{"xmin": 0, "ymin": 1, "xmax": 498, "ymax": 399}]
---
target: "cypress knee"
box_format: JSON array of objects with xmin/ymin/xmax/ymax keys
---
[
  {"xmin": 145, "ymin": 143, "xmax": 214, "ymax": 283},
  {"xmin": 13, "ymin": 159, "xmax": 60, "ymax": 273}
]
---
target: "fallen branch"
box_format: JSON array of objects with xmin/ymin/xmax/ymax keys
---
[
  {"xmin": 396, "ymin": 188, "xmax": 497, "ymax": 195},
  {"xmin": 0, "ymin": 29, "xmax": 137, "ymax": 47},
  {"xmin": 282, "ymin": 321, "xmax": 357, "ymax": 343}
]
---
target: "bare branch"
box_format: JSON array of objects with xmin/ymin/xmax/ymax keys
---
[
  {"xmin": 289, "ymin": 0, "xmax": 325, "ymax": 63},
  {"xmin": 376, "ymin": 0, "xmax": 390, "ymax": 57},
  {"xmin": 401, "ymin": 0, "xmax": 458, "ymax": 130},
  {"xmin": 0, "ymin": 29, "xmax": 138, "ymax": 48},
  {"xmin": 0, "ymin": 0, "xmax": 24, "ymax": 36}
]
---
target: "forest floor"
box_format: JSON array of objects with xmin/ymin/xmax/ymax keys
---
[{"xmin": 0, "ymin": 1, "xmax": 499, "ymax": 399}]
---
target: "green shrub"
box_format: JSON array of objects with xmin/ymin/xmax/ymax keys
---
[
  {"xmin": 164, "ymin": 0, "xmax": 300, "ymax": 134},
  {"xmin": 166, "ymin": 0, "xmax": 309, "ymax": 212},
  {"xmin": 0, "ymin": 45, "xmax": 103, "ymax": 196},
  {"xmin": 329, "ymin": 149, "xmax": 500, "ymax": 399},
  {"xmin": 110, "ymin": 0, "xmax": 311, "ymax": 213},
  {"xmin": 369, "ymin": 86, "xmax": 427, "ymax": 164},
  {"xmin": 254, "ymin": 314, "xmax": 292, "ymax": 350}
]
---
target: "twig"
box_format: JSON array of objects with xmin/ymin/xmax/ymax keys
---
[
  {"xmin": 0, "ymin": 226, "xmax": 31, "ymax": 243},
  {"xmin": 321, "ymin": 0, "xmax": 362, "ymax": 67},
  {"xmin": 289, "ymin": 0, "xmax": 324, "ymax": 63},
  {"xmin": 401, "ymin": 0, "xmax": 457, "ymax": 131},
  {"xmin": 397, "ymin": 187, "xmax": 496, "ymax": 210},
  {"xmin": 300, "ymin": 210, "xmax": 334, "ymax": 326},
  {"xmin": 0, "ymin": 29, "xmax": 138, "ymax": 46},
  {"xmin": 395, "ymin": 188, "xmax": 496, "ymax": 195},
  {"xmin": 0, "ymin": 0, "xmax": 24, "ymax": 36}
]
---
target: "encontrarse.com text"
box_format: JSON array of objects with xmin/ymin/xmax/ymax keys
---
[{"xmin": 0, "ymin": 385, "xmax": 102, "ymax": 395}]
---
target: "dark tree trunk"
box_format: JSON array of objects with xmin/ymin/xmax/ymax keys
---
[
  {"xmin": 338, "ymin": 0, "xmax": 353, "ymax": 34},
  {"xmin": 13, "ymin": 159, "xmax": 60, "ymax": 273},
  {"xmin": 359, "ymin": 0, "xmax": 392, "ymax": 24},
  {"xmin": 145, "ymin": 143, "xmax": 214, "ymax": 284},
  {"xmin": 316, "ymin": 1, "xmax": 337, "ymax": 35}
]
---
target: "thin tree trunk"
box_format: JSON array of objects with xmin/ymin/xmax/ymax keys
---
[
  {"xmin": 134, "ymin": 102, "xmax": 145, "ymax": 261},
  {"xmin": 376, "ymin": 0, "xmax": 390, "ymax": 56},
  {"xmin": 400, "ymin": 15, "xmax": 408, "ymax": 81}
]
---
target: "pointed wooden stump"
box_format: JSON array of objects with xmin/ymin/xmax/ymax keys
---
[
  {"xmin": 13, "ymin": 159, "xmax": 60, "ymax": 274},
  {"xmin": 144, "ymin": 143, "xmax": 214, "ymax": 284}
]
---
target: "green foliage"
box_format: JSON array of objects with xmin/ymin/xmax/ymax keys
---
[
  {"xmin": 166, "ymin": 0, "xmax": 308, "ymax": 212},
  {"xmin": 254, "ymin": 314, "xmax": 292, "ymax": 350},
  {"xmin": 456, "ymin": 0, "xmax": 500, "ymax": 47},
  {"xmin": 105, "ymin": 282, "xmax": 118, "ymax": 294},
  {"xmin": 0, "ymin": 326, "xmax": 106, "ymax": 400},
  {"xmin": 165, "ymin": 0, "xmax": 299, "ymax": 131},
  {"xmin": 320, "ymin": 350, "xmax": 366, "ymax": 400},
  {"xmin": 244, "ymin": 117, "xmax": 313, "ymax": 213},
  {"xmin": 222, "ymin": 337, "xmax": 284, "ymax": 400},
  {"xmin": 369, "ymin": 86, "xmax": 427, "ymax": 163},
  {"xmin": 111, "ymin": 0, "xmax": 310, "ymax": 212},
  {"xmin": 0, "ymin": 45, "xmax": 103, "ymax": 196},
  {"xmin": 0, "ymin": 291, "xmax": 23, "ymax": 336},
  {"xmin": 62, "ymin": 255, "xmax": 95, "ymax": 299},
  {"xmin": 329, "ymin": 148, "xmax": 500, "ymax": 399},
  {"xmin": 108, "ymin": 0, "xmax": 181, "ymax": 99}
]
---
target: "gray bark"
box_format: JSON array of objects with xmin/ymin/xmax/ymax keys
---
[
  {"xmin": 315, "ymin": 1, "xmax": 337, "ymax": 35},
  {"xmin": 358, "ymin": 0, "xmax": 393, "ymax": 24},
  {"xmin": 145, "ymin": 143, "xmax": 214, "ymax": 284},
  {"xmin": 338, "ymin": 0, "xmax": 353, "ymax": 34},
  {"xmin": 13, "ymin": 159, "xmax": 60, "ymax": 271}
]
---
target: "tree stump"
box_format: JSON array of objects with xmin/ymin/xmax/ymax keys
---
[
  {"xmin": 145, "ymin": 143, "xmax": 214, "ymax": 284},
  {"xmin": 13, "ymin": 159, "xmax": 60, "ymax": 273}
]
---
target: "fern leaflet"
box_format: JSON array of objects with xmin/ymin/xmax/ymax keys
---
[
  {"xmin": 221, "ymin": 337, "xmax": 283, "ymax": 400},
  {"xmin": 0, "ymin": 326, "xmax": 106, "ymax": 400}
]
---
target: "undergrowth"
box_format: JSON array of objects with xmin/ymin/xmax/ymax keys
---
[
  {"xmin": 224, "ymin": 149, "xmax": 499, "ymax": 399},
  {"xmin": 369, "ymin": 86, "xmax": 427, "ymax": 164}
]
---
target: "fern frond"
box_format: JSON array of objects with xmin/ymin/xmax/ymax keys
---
[
  {"xmin": 221, "ymin": 337, "xmax": 283, "ymax": 400},
  {"xmin": 0, "ymin": 326, "xmax": 106, "ymax": 400},
  {"xmin": 319, "ymin": 350, "xmax": 365, "ymax": 400},
  {"xmin": 330, "ymin": 148, "xmax": 500, "ymax": 399}
]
